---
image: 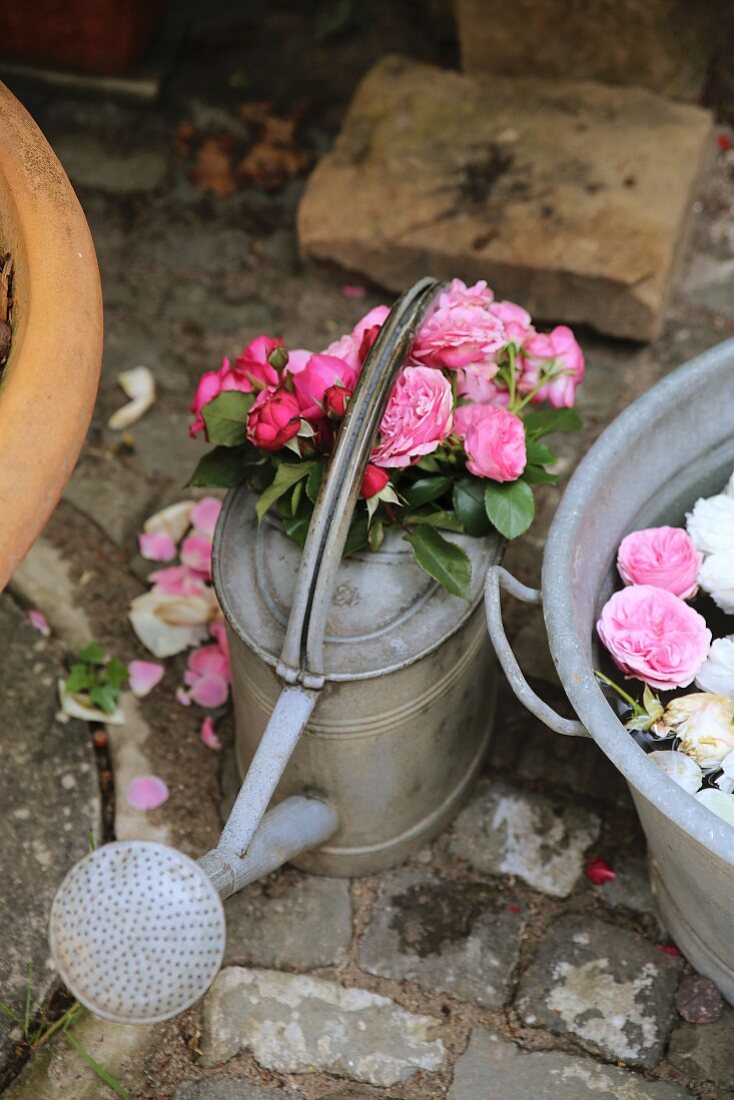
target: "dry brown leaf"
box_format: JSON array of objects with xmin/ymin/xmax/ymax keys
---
[{"xmin": 188, "ymin": 135, "xmax": 237, "ymax": 198}]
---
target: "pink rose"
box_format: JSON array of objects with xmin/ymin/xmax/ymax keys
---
[
  {"xmin": 489, "ymin": 300, "xmax": 533, "ymax": 346},
  {"xmin": 360, "ymin": 464, "xmax": 389, "ymax": 499},
  {"xmin": 411, "ymin": 279, "xmax": 506, "ymax": 371},
  {"xmin": 189, "ymin": 358, "xmax": 250, "ymax": 438},
  {"xmin": 456, "ymin": 364, "xmax": 509, "ymax": 408},
  {"xmin": 324, "ymin": 305, "xmax": 391, "ymax": 371},
  {"xmin": 463, "ymin": 406, "xmax": 527, "ymax": 482},
  {"xmin": 232, "ymin": 335, "xmax": 283, "ymax": 390},
  {"xmin": 247, "ymin": 387, "xmax": 301, "ymax": 451},
  {"xmin": 597, "ymin": 585, "xmax": 711, "ymax": 691},
  {"xmin": 372, "ymin": 366, "xmax": 453, "ymax": 469},
  {"xmin": 617, "ymin": 527, "xmax": 702, "ymax": 601},
  {"xmin": 324, "ymin": 383, "xmax": 351, "ymax": 419},
  {"xmin": 286, "ymin": 352, "xmax": 358, "ymax": 421},
  {"xmin": 519, "ymin": 325, "xmax": 585, "ymax": 408}
]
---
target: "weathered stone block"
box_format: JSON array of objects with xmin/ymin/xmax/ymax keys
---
[
  {"xmin": 359, "ymin": 866, "xmax": 527, "ymax": 1008},
  {"xmin": 298, "ymin": 56, "xmax": 713, "ymax": 340},
  {"xmin": 448, "ymin": 779, "xmax": 599, "ymax": 897},
  {"xmin": 668, "ymin": 1004, "xmax": 734, "ymax": 1090},
  {"xmin": 516, "ymin": 915, "xmax": 683, "ymax": 1067},
  {"xmin": 202, "ymin": 967, "xmax": 446, "ymax": 1087},
  {"xmin": 456, "ymin": 0, "xmax": 718, "ymax": 101},
  {"xmin": 449, "ymin": 1029, "xmax": 693, "ymax": 1099}
]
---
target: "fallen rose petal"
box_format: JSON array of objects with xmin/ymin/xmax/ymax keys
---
[
  {"xmin": 57, "ymin": 680, "xmax": 125, "ymax": 725},
  {"xmin": 188, "ymin": 674, "xmax": 229, "ymax": 709},
  {"xmin": 209, "ymin": 619, "xmax": 230, "ymax": 661},
  {"xmin": 200, "ymin": 716, "xmax": 222, "ymax": 751},
  {"xmin": 181, "ymin": 533, "xmax": 213, "ymax": 578},
  {"xmin": 585, "ymin": 857, "xmax": 616, "ymax": 885},
  {"xmin": 138, "ymin": 531, "xmax": 177, "ymax": 562},
  {"xmin": 658, "ymin": 943, "xmax": 683, "ymax": 957},
  {"xmin": 143, "ymin": 500, "xmax": 195, "ymax": 543},
  {"xmin": 108, "ymin": 366, "xmax": 156, "ymax": 430},
  {"xmin": 149, "ymin": 565, "xmax": 208, "ymax": 598},
  {"xmin": 129, "ymin": 591, "xmax": 209, "ymax": 658},
  {"xmin": 675, "ymin": 973, "xmax": 723, "ymax": 1023},
  {"xmin": 191, "ymin": 497, "xmax": 222, "ymax": 538},
  {"xmin": 128, "ymin": 660, "xmax": 164, "ymax": 697},
  {"xmin": 175, "ymin": 687, "xmax": 192, "ymax": 706},
  {"xmin": 187, "ymin": 643, "xmax": 231, "ymax": 681},
  {"xmin": 341, "ymin": 284, "xmax": 366, "ymax": 299},
  {"xmin": 28, "ymin": 610, "xmax": 50, "ymax": 636},
  {"xmin": 127, "ymin": 775, "xmax": 169, "ymax": 811}
]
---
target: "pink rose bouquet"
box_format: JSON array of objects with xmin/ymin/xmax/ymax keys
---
[{"xmin": 188, "ymin": 280, "xmax": 584, "ymax": 598}]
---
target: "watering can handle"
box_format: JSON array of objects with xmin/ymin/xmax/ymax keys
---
[
  {"xmin": 485, "ymin": 564, "xmax": 588, "ymax": 738},
  {"xmin": 277, "ymin": 276, "xmax": 443, "ymax": 687}
]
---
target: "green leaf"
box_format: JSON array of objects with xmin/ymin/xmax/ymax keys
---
[
  {"xmin": 305, "ymin": 462, "xmax": 325, "ymax": 504},
  {"xmin": 522, "ymin": 464, "xmax": 557, "ymax": 485},
  {"xmin": 65, "ymin": 664, "xmax": 94, "ymax": 694},
  {"xmin": 103, "ymin": 658, "xmax": 128, "ymax": 690},
  {"xmin": 64, "ymin": 1033, "xmax": 133, "ymax": 1100},
  {"xmin": 369, "ymin": 519, "xmax": 385, "ymax": 551},
  {"xmin": 189, "ymin": 445, "xmax": 260, "ymax": 488},
  {"xmin": 344, "ymin": 513, "xmax": 369, "ymax": 556},
  {"xmin": 403, "ymin": 477, "xmax": 451, "ymax": 509},
  {"xmin": 284, "ymin": 513, "xmax": 311, "ymax": 546},
  {"xmin": 523, "ymin": 407, "xmax": 582, "ymax": 439},
  {"xmin": 202, "ymin": 392, "xmax": 254, "ymax": 447},
  {"xmin": 415, "ymin": 454, "xmax": 441, "ymax": 473},
  {"xmin": 77, "ymin": 642, "xmax": 106, "ymax": 666},
  {"xmin": 255, "ymin": 462, "xmax": 315, "ymax": 523},
  {"xmin": 406, "ymin": 525, "xmax": 472, "ymax": 600},
  {"xmin": 525, "ymin": 440, "xmax": 557, "ymax": 466},
  {"xmin": 406, "ymin": 509, "xmax": 465, "ymax": 532},
  {"xmin": 453, "ymin": 477, "xmax": 491, "ymax": 537},
  {"xmin": 88, "ymin": 684, "xmax": 119, "ymax": 715},
  {"xmin": 485, "ymin": 479, "xmax": 535, "ymax": 539},
  {"xmin": 291, "ymin": 479, "xmax": 304, "ymax": 517}
]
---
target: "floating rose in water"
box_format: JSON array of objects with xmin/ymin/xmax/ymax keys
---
[{"xmin": 616, "ymin": 526, "xmax": 701, "ymax": 601}]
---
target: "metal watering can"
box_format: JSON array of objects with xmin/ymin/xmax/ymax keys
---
[{"xmin": 49, "ymin": 278, "xmax": 502, "ymax": 1024}]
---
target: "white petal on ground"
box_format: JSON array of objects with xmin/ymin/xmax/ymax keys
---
[
  {"xmin": 143, "ymin": 500, "xmax": 195, "ymax": 543},
  {"xmin": 696, "ymin": 637, "xmax": 734, "ymax": 694},
  {"xmin": 695, "ymin": 787, "xmax": 734, "ymax": 827},
  {"xmin": 649, "ymin": 750, "xmax": 703, "ymax": 794},
  {"xmin": 57, "ymin": 679, "xmax": 125, "ymax": 725},
  {"xmin": 129, "ymin": 591, "xmax": 210, "ymax": 658},
  {"xmin": 107, "ymin": 366, "xmax": 156, "ymax": 430},
  {"xmin": 698, "ymin": 554, "xmax": 734, "ymax": 613},
  {"xmin": 686, "ymin": 494, "xmax": 734, "ymax": 556}
]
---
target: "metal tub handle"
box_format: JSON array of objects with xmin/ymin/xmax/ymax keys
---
[{"xmin": 485, "ymin": 564, "xmax": 588, "ymax": 738}]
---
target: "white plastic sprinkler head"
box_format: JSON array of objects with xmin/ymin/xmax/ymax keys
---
[{"xmin": 49, "ymin": 841, "xmax": 226, "ymax": 1024}]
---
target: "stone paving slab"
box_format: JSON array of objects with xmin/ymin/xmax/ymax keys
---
[
  {"xmin": 224, "ymin": 870, "xmax": 352, "ymax": 970},
  {"xmin": 359, "ymin": 865, "xmax": 527, "ymax": 1008},
  {"xmin": 449, "ymin": 1029, "xmax": 694, "ymax": 1099},
  {"xmin": 668, "ymin": 1004, "xmax": 734, "ymax": 1090},
  {"xmin": 176, "ymin": 1084, "xmax": 304, "ymax": 1100},
  {"xmin": 298, "ymin": 56, "xmax": 713, "ymax": 340},
  {"xmin": 0, "ymin": 595, "xmax": 100, "ymax": 1071},
  {"xmin": 202, "ymin": 967, "xmax": 446, "ymax": 1087},
  {"xmin": 516, "ymin": 915, "xmax": 683, "ymax": 1068},
  {"xmin": 448, "ymin": 779, "xmax": 600, "ymax": 897}
]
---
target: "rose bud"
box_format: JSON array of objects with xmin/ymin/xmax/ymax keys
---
[
  {"xmin": 246, "ymin": 387, "xmax": 301, "ymax": 451},
  {"xmin": 325, "ymin": 384, "xmax": 351, "ymax": 419},
  {"xmin": 360, "ymin": 464, "xmax": 389, "ymax": 499},
  {"xmin": 358, "ymin": 323, "xmax": 382, "ymax": 364}
]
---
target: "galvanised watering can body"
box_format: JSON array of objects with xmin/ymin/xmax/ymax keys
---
[{"xmin": 214, "ymin": 497, "xmax": 501, "ymax": 875}]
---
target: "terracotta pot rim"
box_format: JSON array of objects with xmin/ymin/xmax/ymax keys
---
[{"xmin": 0, "ymin": 82, "xmax": 102, "ymax": 587}]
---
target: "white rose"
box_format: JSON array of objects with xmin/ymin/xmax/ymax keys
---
[
  {"xmin": 658, "ymin": 693, "xmax": 734, "ymax": 768},
  {"xmin": 698, "ymin": 555, "xmax": 734, "ymax": 613},
  {"xmin": 695, "ymin": 787, "xmax": 734, "ymax": 827},
  {"xmin": 696, "ymin": 637, "xmax": 734, "ymax": 694},
  {"xmin": 725, "ymin": 469, "xmax": 734, "ymax": 499},
  {"xmin": 649, "ymin": 750, "xmax": 702, "ymax": 794},
  {"xmin": 686, "ymin": 494, "xmax": 734, "ymax": 556}
]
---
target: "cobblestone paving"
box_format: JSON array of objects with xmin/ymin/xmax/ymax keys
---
[{"xmin": 2, "ymin": 2, "xmax": 734, "ymax": 1097}]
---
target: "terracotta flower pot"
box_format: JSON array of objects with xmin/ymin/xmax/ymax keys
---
[{"xmin": 0, "ymin": 83, "xmax": 102, "ymax": 588}]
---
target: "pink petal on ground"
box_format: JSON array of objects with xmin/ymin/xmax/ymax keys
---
[
  {"xmin": 126, "ymin": 775, "xmax": 169, "ymax": 810},
  {"xmin": 189, "ymin": 674, "xmax": 229, "ymax": 708},
  {"xmin": 341, "ymin": 285, "xmax": 367, "ymax": 299},
  {"xmin": 149, "ymin": 565, "xmax": 208, "ymax": 598},
  {"xmin": 200, "ymin": 716, "xmax": 222, "ymax": 751},
  {"xmin": 28, "ymin": 610, "xmax": 51, "ymax": 636},
  {"xmin": 175, "ymin": 687, "xmax": 192, "ymax": 706},
  {"xmin": 128, "ymin": 660, "xmax": 164, "ymax": 697},
  {"xmin": 209, "ymin": 620, "xmax": 230, "ymax": 661},
  {"xmin": 191, "ymin": 497, "xmax": 222, "ymax": 538},
  {"xmin": 138, "ymin": 532, "xmax": 177, "ymax": 562},
  {"xmin": 181, "ymin": 534, "xmax": 213, "ymax": 578},
  {"xmin": 188, "ymin": 644, "xmax": 231, "ymax": 681},
  {"xmin": 658, "ymin": 942, "xmax": 683, "ymax": 957}
]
